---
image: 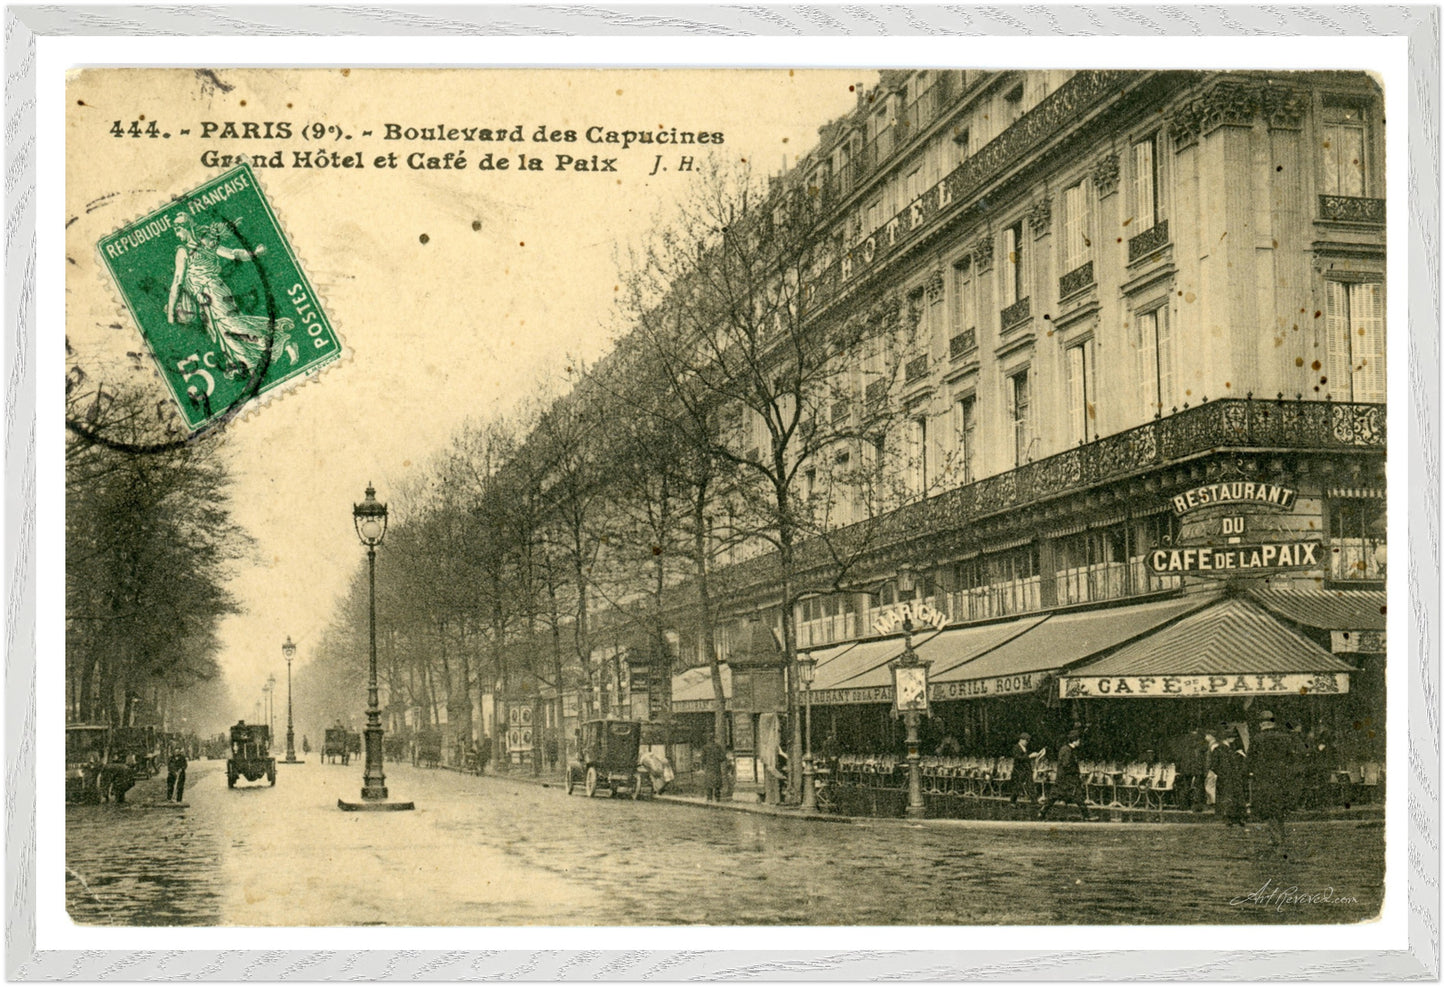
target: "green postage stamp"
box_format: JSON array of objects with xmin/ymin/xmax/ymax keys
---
[{"xmin": 97, "ymin": 163, "xmax": 341, "ymax": 431}]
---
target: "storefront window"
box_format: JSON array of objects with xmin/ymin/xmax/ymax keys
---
[
  {"xmin": 1329, "ymin": 497, "xmax": 1386, "ymax": 581},
  {"xmin": 949, "ymin": 544, "xmax": 1041, "ymax": 620}
]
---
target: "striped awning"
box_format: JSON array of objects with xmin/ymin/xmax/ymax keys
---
[
  {"xmin": 931, "ymin": 595, "xmax": 1209, "ymax": 700},
  {"xmin": 1059, "ymin": 597, "xmax": 1355, "ymax": 699},
  {"xmin": 1247, "ymin": 586, "xmax": 1387, "ymax": 631}
]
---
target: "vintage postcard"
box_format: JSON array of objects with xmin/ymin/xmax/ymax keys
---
[{"xmin": 61, "ymin": 62, "xmax": 1397, "ymax": 934}]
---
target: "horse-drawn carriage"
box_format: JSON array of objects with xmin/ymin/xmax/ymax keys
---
[
  {"xmin": 322, "ymin": 727, "xmax": 351, "ymax": 764},
  {"xmin": 416, "ymin": 729, "xmax": 443, "ymax": 768},
  {"xmin": 226, "ymin": 722, "xmax": 276, "ymax": 788}
]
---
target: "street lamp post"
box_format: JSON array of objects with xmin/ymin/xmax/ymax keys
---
[
  {"xmin": 266, "ymin": 674, "xmax": 276, "ymax": 741},
  {"xmin": 797, "ymin": 654, "xmax": 818, "ymax": 814},
  {"xmin": 339, "ymin": 482, "xmax": 414, "ymax": 811},
  {"xmin": 282, "ymin": 636, "xmax": 301, "ymax": 763},
  {"xmin": 890, "ymin": 615, "xmax": 931, "ymax": 819}
]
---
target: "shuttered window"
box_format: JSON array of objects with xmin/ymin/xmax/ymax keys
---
[
  {"xmin": 1322, "ymin": 104, "xmax": 1368, "ymax": 197},
  {"xmin": 1062, "ymin": 180, "xmax": 1092, "ymax": 272},
  {"xmin": 953, "ymin": 395, "xmax": 976, "ymax": 484},
  {"xmin": 953, "ymin": 259, "xmax": 975, "ymax": 334},
  {"xmin": 1066, "ymin": 340, "xmax": 1096, "ymax": 445},
  {"xmin": 1327, "ymin": 280, "xmax": 1385, "ymax": 402},
  {"xmin": 1007, "ymin": 369, "xmax": 1032, "ymax": 466},
  {"xmin": 1131, "ymin": 137, "xmax": 1157, "ymax": 230},
  {"xmin": 1137, "ymin": 306, "xmax": 1174, "ymax": 417},
  {"xmin": 1002, "ymin": 222, "xmax": 1026, "ymax": 306}
]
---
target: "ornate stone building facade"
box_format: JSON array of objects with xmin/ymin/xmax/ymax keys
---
[{"xmin": 665, "ymin": 69, "xmax": 1386, "ymax": 778}]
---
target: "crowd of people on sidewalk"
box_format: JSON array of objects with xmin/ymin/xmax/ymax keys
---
[{"xmin": 977, "ymin": 711, "xmax": 1313, "ymax": 843}]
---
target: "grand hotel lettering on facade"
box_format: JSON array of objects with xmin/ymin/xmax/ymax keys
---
[{"xmin": 602, "ymin": 68, "xmax": 1387, "ymax": 768}]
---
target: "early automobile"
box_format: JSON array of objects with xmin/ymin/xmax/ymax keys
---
[
  {"xmin": 226, "ymin": 722, "xmax": 276, "ymax": 788},
  {"xmin": 65, "ymin": 724, "xmax": 110, "ymax": 803},
  {"xmin": 111, "ymin": 725, "xmax": 159, "ymax": 778},
  {"xmin": 565, "ymin": 718, "xmax": 644, "ymax": 798}
]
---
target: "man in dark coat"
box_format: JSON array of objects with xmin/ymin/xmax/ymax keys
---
[
  {"xmin": 1039, "ymin": 729, "xmax": 1090, "ymax": 821},
  {"xmin": 700, "ymin": 737, "xmax": 727, "ymax": 802},
  {"xmin": 1008, "ymin": 732, "xmax": 1041, "ymax": 805},
  {"xmin": 1207, "ymin": 729, "xmax": 1247, "ymax": 827},
  {"xmin": 1248, "ymin": 710, "xmax": 1305, "ymax": 845},
  {"xmin": 97, "ymin": 759, "xmax": 135, "ymax": 804},
  {"xmin": 165, "ymin": 748, "xmax": 189, "ymax": 802}
]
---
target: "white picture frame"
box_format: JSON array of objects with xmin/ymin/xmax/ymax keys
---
[{"xmin": 9, "ymin": 4, "xmax": 1438, "ymax": 980}]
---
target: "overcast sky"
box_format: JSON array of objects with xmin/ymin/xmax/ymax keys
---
[{"xmin": 66, "ymin": 67, "xmax": 873, "ymax": 707}]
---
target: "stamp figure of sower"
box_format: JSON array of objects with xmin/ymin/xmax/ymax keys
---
[
  {"xmin": 98, "ymin": 163, "xmax": 341, "ymax": 431},
  {"xmin": 166, "ymin": 212, "xmax": 300, "ymax": 380}
]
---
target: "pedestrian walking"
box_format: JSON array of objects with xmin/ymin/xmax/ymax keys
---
[
  {"xmin": 544, "ymin": 734, "xmax": 560, "ymax": 772},
  {"xmin": 700, "ymin": 736, "xmax": 726, "ymax": 801},
  {"xmin": 301, "ymin": 735, "xmax": 311, "ymax": 756},
  {"xmin": 477, "ymin": 734, "xmax": 492, "ymax": 775},
  {"xmin": 1008, "ymin": 732, "xmax": 1044, "ymax": 805},
  {"xmin": 1172, "ymin": 727, "xmax": 1209, "ymax": 811},
  {"xmin": 1247, "ymin": 710, "xmax": 1305, "ymax": 846},
  {"xmin": 1039, "ymin": 729, "xmax": 1091, "ymax": 821},
  {"xmin": 1207, "ymin": 729, "xmax": 1247, "ymax": 827},
  {"xmin": 165, "ymin": 748, "xmax": 188, "ymax": 802}
]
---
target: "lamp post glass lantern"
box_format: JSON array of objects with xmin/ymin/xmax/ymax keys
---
[
  {"xmin": 340, "ymin": 483, "xmax": 413, "ymax": 811},
  {"xmin": 798, "ymin": 655, "xmax": 818, "ymax": 813},
  {"xmin": 282, "ymin": 636, "xmax": 299, "ymax": 763}
]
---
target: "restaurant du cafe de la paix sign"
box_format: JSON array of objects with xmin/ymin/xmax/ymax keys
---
[
  {"xmin": 1070, "ymin": 479, "xmax": 1349, "ymax": 699},
  {"xmin": 1148, "ymin": 480, "xmax": 1322, "ymax": 575}
]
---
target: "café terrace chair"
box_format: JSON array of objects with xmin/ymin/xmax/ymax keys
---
[
  {"xmin": 1120, "ymin": 761, "xmax": 1152, "ymax": 808},
  {"xmin": 1145, "ymin": 762, "xmax": 1178, "ymax": 811},
  {"xmin": 990, "ymin": 757, "xmax": 1013, "ymax": 799}
]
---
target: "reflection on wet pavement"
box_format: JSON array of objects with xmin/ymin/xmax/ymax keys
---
[{"xmin": 67, "ymin": 761, "xmax": 1384, "ymax": 926}]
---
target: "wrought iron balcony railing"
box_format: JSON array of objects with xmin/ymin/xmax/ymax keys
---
[
  {"xmin": 1000, "ymin": 295, "xmax": 1031, "ymax": 330},
  {"xmin": 905, "ymin": 354, "xmax": 930, "ymax": 383},
  {"xmin": 712, "ymin": 398, "xmax": 1385, "ymax": 597},
  {"xmin": 949, "ymin": 328, "xmax": 978, "ymax": 360},
  {"xmin": 1127, "ymin": 219, "xmax": 1170, "ymax": 263},
  {"xmin": 1318, "ymin": 194, "xmax": 1385, "ymax": 224},
  {"xmin": 864, "ymin": 378, "xmax": 889, "ymax": 409},
  {"xmin": 1059, "ymin": 260, "xmax": 1095, "ymax": 299}
]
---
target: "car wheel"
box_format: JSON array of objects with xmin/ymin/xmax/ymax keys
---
[
  {"xmin": 585, "ymin": 766, "xmax": 598, "ymax": 798},
  {"xmin": 632, "ymin": 774, "xmax": 644, "ymax": 800}
]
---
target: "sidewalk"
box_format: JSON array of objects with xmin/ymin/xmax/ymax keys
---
[{"xmin": 452, "ymin": 763, "xmax": 1382, "ymax": 830}]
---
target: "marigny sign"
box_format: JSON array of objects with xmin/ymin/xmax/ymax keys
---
[
  {"xmin": 1060, "ymin": 671, "xmax": 1350, "ymax": 699},
  {"xmin": 871, "ymin": 601, "xmax": 948, "ymax": 637}
]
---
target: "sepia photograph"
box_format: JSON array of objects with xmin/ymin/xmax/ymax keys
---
[{"xmin": 59, "ymin": 61, "xmax": 1393, "ymax": 932}]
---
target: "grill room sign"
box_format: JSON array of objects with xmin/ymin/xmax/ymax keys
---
[{"xmin": 1060, "ymin": 671, "xmax": 1349, "ymax": 698}]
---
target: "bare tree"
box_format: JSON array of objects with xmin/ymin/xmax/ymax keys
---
[
  {"xmin": 65, "ymin": 381, "xmax": 249, "ymax": 726},
  {"xmin": 623, "ymin": 160, "xmax": 922, "ymax": 800}
]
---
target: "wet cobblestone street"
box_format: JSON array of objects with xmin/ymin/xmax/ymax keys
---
[{"xmin": 66, "ymin": 759, "xmax": 1384, "ymax": 926}]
